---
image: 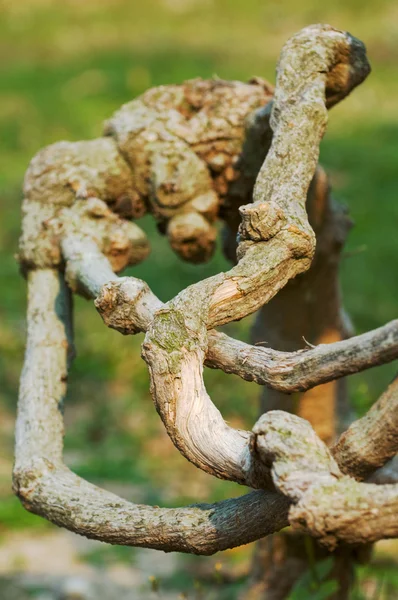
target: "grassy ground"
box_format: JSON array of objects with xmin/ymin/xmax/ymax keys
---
[{"xmin": 0, "ymin": 0, "xmax": 398, "ymax": 598}]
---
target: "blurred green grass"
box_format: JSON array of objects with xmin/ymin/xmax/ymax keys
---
[{"xmin": 0, "ymin": 3, "xmax": 397, "ymax": 584}]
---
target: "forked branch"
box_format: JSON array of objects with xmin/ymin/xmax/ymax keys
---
[
  {"xmin": 142, "ymin": 24, "xmax": 371, "ymax": 489},
  {"xmin": 14, "ymin": 268, "xmax": 290, "ymax": 555},
  {"xmin": 61, "ymin": 232, "xmax": 398, "ymax": 393},
  {"xmin": 14, "ymin": 24, "xmax": 398, "ymax": 555}
]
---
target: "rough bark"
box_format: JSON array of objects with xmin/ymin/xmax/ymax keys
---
[
  {"xmin": 14, "ymin": 268, "xmax": 291, "ymax": 554},
  {"xmin": 62, "ymin": 236, "xmax": 398, "ymax": 391},
  {"xmin": 253, "ymin": 411, "xmax": 398, "ymax": 548},
  {"xmin": 14, "ymin": 23, "xmax": 398, "ymax": 574},
  {"xmin": 252, "ymin": 166, "xmax": 352, "ymax": 443},
  {"xmin": 20, "ymin": 78, "xmax": 274, "ymax": 269},
  {"xmin": 333, "ymin": 376, "xmax": 398, "ymax": 480},
  {"xmin": 206, "ymin": 321, "xmax": 398, "ymax": 394},
  {"xmin": 142, "ymin": 24, "xmax": 370, "ymax": 491},
  {"xmin": 14, "ymin": 270, "xmax": 398, "ymax": 555},
  {"xmin": 244, "ymin": 164, "xmax": 355, "ymax": 599}
]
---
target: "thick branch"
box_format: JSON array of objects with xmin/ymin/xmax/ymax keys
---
[
  {"xmin": 14, "ymin": 459, "xmax": 290, "ymax": 555},
  {"xmin": 61, "ymin": 235, "xmax": 162, "ymax": 334},
  {"xmin": 62, "ymin": 236, "xmax": 398, "ymax": 395},
  {"xmin": 13, "ymin": 268, "xmax": 290, "ymax": 554},
  {"xmin": 141, "ymin": 25, "xmax": 370, "ymax": 489},
  {"xmin": 17, "ymin": 250, "xmax": 395, "ymax": 553},
  {"xmin": 332, "ymin": 377, "xmax": 398, "ymax": 480},
  {"xmin": 17, "ymin": 25, "xmax": 391, "ymax": 557},
  {"xmin": 206, "ymin": 322, "xmax": 398, "ymax": 393},
  {"xmin": 254, "ymin": 411, "xmax": 398, "ymax": 549},
  {"xmin": 245, "ymin": 166, "xmax": 356, "ymax": 600}
]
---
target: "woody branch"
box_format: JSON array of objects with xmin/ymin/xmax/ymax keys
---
[{"xmin": 14, "ymin": 24, "xmax": 398, "ymax": 554}]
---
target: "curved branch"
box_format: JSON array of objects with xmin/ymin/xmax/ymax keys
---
[
  {"xmin": 206, "ymin": 324, "xmax": 398, "ymax": 393},
  {"xmin": 13, "ymin": 268, "xmax": 290, "ymax": 555},
  {"xmin": 15, "ymin": 268, "xmax": 395, "ymax": 552},
  {"xmin": 254, "ymin": 411, "xmax": 398, "ymax": 549},
  {"xmin": 142, "ymin": 25, "xmax": 370, "ymax": 489},
  {"xmin": 18, "ymin": 26, "xmax": 389, "ymax": 556},
  {"xmin": 62, "ymin": 235, "xmax": 162, "ymax": 334},
  {"xmin": 17, "ymin": 270, "xmax": 394, "ymax": 553},
  {"xmin": 62, "ymin": 235, "xmax": 398, "ymax": 395},
  {"xmin": 14, "ymin": 460, "xmax": 290, "ymax": 555},
  {"xmin": 332, "ymin": 377, "xmax": 398, "ymax": 480}
]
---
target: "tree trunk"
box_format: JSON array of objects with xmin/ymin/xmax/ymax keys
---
[{"xmin": 245, "ymin": 166, "xmax": 362, "ymax": 600}]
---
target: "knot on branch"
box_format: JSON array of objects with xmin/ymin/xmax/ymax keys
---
[
  {"xmin": 104, "ymin": 77, "xmax": 274, "ymax": 262},
  {"xmin": 20, "ymin": 79, "xmax": 275, "ymax": 268},
  {"xmin": 62, "ymin": 198, "xmax": 149, "ymax": 274},
  {"xmin": 17, "ymin": 23, "xmax": 397, "ymax": 559},
  {"xmin": 20, "ymin": 140, "xmax": 150, "ymax": 272},
  {"xmin": 253, "ymin": 411, "xmax": 342, "ymax": 502},
  {"xmin": 238, "ymin": 201, "xmax": 287, "ymax": 242},
  {"xmin": 95, "ymin": 277, "xmax": 159, "ymax": 334},
  {"xmin": 141, "ymin": 23, "xmax": 372, "ymax": 495}
]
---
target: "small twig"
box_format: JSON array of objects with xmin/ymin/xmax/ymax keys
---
[{"xmin": 302, "ymin": 336, "xmax": 317, "ymax": 349}]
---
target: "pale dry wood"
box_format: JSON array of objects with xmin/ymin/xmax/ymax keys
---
[
  {"xmin": 206, "ymin": 323, "xmax": 398, "ymax": 393},
  {"xmin": 20, "ymin": 78, "xmax": 274, "ymax": 268},
  {"xmin": 15, "ymin": 23, "xmax": 398, "ymax": 558},
  {"xmin": 333, "ymin": 377, "xmax": 398, "ymax": 480},
  {"xmin": 243, "ymin": 157, "xmax": 355, "ymax": 600},
  {"xmin": 142, "ymin": 25, "xmax": 371, "ymax": 490},
  {"xmin": 62, "ymin": 235, "xmax": 398, "ymax": 492},
  {"xmin": 62, "ymin": 235, "xmax": 398, "ymax": 394},
  {"xmin": 252, "ymin": 165, "xmax": 353, "ymax": 446},
  {"xmin": 15, "ymin": 270, "xmax": 397, "ymax": 553},
  {"xmin": 254, "ymin": 411, "xmax": 398, "ymax": 549},
  {"xmin": 13, "ymin": 269, "xmax": 291, "ymax": 554},
  {"xmin": 19, "ymin": 138, "xmax": 150, "ymax": 271}
]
